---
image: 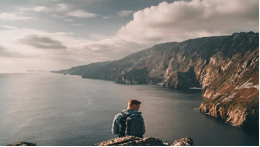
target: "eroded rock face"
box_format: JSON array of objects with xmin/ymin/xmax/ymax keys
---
[
  {"xmin": 6, "ymin": 142, "xmax": 36, "ymax": 146},
  {"xmin": 199, "ymin": 99, "xmax": 259, "ymax": 127},
  {"xmin": 95, "ymin": 136, "xmax": 193, "ymax": 146},
  {"xmin": 162, "ymin": 68, "xmax": 200, "ymax": 89},
  {"xmin": 198, "ymin": 47, "xmax": 259, "ymax": 127}
]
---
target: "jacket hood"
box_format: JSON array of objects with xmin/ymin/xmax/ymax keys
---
[{"xmin": 122, "ymin": 109, "xmax": 142, "ymax": 115}]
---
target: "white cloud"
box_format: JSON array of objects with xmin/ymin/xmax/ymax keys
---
[
  {"xmin": 0, "ymin": 28, "xmax": 76, "ymax": 55},
  {"xmin": 55, "ymin": 32, "xmax": 74, "ymax": 36},
  {"xmin": 0, "ymin": 0, "xmax": 258, "ymax": 72},
  {"xmin": 56, "ymin": 3, "xmax": 69, "ymax": 12},
  {"xmin": 117, "ymin": 0, "xmax": 259, "ymax": 43},
  {"xmin": 1, "ymin": 25, "xmax": 19, "ymax": 30},
  {"xmin": 51, "ymin": 14, "xmax": 64, "ymax": 18},
  {"xmin": 18, "ymin": 35, "xmax": 67, "ymax": 49},
  {"xmin": 71, "ymin": 24, "xmax": 85, "ymax": 26},
  {"xmin": 20, "ymin": 6, "xmax": 49, "ymax": 12},
  {"xmin": 0, "ymin": 13, "xmax": 35, "ymax": 20},
  {"xmin": 19, "ymin": 3, "xmax": 69, "ymax": 13},
  {"xmin": 0, "ymin": 28, "xmax": 91, "ymax": 72},
  {"xmin": 73, "ymin": 0, "xmax": 259, "ymax": 63},
  {"xmin": 64, "ymin": 19, "xmax": 74, "ymax": 22},
  {"xmin": 117, "ymin": 10, "xmax": 134, "ymax": 17},
  {"xmin": 0, "ymin": 26, "xmax": 146, "ymax": 71},
  {"xmin": 90, "ymin": 33, "xmax": 109, "ymax": 40},
  {"xmin": 102, "ymin": 16, "xmax": 113, "ymax": 19},
  {"xmin": 66, "ymin": 10, "xmax": 97, "ymax": 18}
]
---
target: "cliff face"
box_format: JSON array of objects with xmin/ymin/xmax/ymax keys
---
[
  {"xmin": 198, "ymin": 47, "xmax": 259, "ymax": 127},
  {"xmin": 52, "ymin": 61, "xmax": 112, "ymax": 76},
  {"xmin": 53, "ymin": 32, "xmax": 259, "ymax": 127}
]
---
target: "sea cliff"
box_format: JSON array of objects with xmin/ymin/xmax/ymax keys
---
[{"xmin": 53, "ymin": 32, "xmax": 259, "ymax": 128}]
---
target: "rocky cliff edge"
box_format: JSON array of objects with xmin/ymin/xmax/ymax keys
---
[{"xmin": 7, "ymin": 137, "xmax": 193, "ymax": 146}]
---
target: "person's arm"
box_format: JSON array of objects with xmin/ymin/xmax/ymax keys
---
[
  {"xmin": 141, "ymin": 115, "xmax": 146, "ymax": 134},
  {"xmin": 112, "ymin": 114, "xmax": 119, "ymax": 135}
]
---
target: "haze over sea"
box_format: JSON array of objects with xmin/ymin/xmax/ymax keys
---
[{"xmin": 0, "ymin": 73, "xmax": 258, "ymax": 146}]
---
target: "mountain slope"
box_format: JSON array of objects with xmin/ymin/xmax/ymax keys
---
[{"xmin": 53, "ymin": 32, "xmax": 259, "ymax": 127}]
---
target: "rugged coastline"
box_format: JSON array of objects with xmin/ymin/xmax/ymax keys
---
[{"xmin": 52, "ymin": 32, "xmax": 259, "ymax": 128}]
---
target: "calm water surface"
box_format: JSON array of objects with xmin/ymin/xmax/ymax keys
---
[{"xmin": 0, "ymin": 73, "xmax": 258, "ymax": 146}]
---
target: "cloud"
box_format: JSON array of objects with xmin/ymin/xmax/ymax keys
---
[
  {"xmin": 102, "ymin": 16, "xmax": 113, "ymax": 19},
  {"xmin": 56, "ymin": 3, "xmax": 69, "ymax": 12},
  {"xmin": 19, "ymin": 3, "xmax": 69, "ymax": 13},
  {"xmin": 0, "ymin": 45, "xmax": 13, "ymax": 57},
  {"xmin": 71, "ymin": 24, "xmax": 85, "ymax": 27},
  {"xmin": 18, "ymin": 35, "xmax": 67, "ymax": 49},
  {"xmin": 20, "ymin": 6, "xmax": 49, "ymax": 12},
  {"xmin": 0, "ymin": 45, "xmax": 6, "ymax": 51},
  {"xmin": 0, "ymin": 0, "xmax": 258, "ymax": 72},
  {"xmin": 0, "ymin": 13, "xmax": 35, "ymax": 20},
  {"xmin": 70, "ymin": 0, "xmax": 259, "ymax": 62},
  {"xmin": 61, "ymin": 0, "xmax": 259, "ymax": 64},
  {"xmin": 0, "ymin": 45, "xmax": 28, "ymax": 58},
  {"xmin": 117, "ymin": 0, "xmax": 259, "ymax": 43},
  {"xmin": 69, "ymin": 36, "xmax": 149, "ymax": 62},
  {"xmin": 64, "ymin": 19, "xmax": 74, "ymax": 22},
  {"xmin": 66, "ymin": 10, "xmax": 97, "ymax": 18},
  {"xmin": 117, "ymin": 10, "xmax": 134, "ymax": 17},
  {"xmin": 51, "ymin": 14, "xmax": 64, "ymax": 18},
  {"xmin": 0, "ymin": 28, "xmax": 84, "ymax": 60},
  {"xmin": 0, "ymin": 28, "xmax": 91, "ymax": 72},
  {"xmin": 1, "ymin": 25, "xmax": 19, "ymax": 30},
  {"xmin": 90, "ymin": 33, "xmax": 109, "ymax": 40},
  {"xmin": 0, "ymin": 45, "xmax": 16, "ymax": 57}
]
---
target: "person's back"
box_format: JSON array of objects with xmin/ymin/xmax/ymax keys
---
[{"xmin": 112, "ymin": 99, "xmax": 145, "ymax": 137}]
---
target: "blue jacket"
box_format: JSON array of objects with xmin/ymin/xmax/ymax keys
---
[{"xmin": 112, "ymin": 109, "xmax": 146, "ymax": 136}]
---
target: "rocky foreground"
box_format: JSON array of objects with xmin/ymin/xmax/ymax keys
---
[
  {"xmin": 7, "ymin": 137, "xmax": 193, "ymax": 146},
  {"xmin": 94, "ymin": 136, "xmax": 193, "ymax": 146},
  {"xmin": 6, "ymin": 142, "xmax": 36, "ymax": 146}
]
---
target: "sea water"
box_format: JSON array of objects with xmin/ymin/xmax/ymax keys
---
[{"xmin": 0, "ymin": 73, "xmax": 258, "ymax": 145}]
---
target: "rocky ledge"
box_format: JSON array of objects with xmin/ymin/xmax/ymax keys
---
[
  {"xmin": 95, "ymin": 136, "xmax": 193, "ymax": 146},
  {"xmin": 7, "ymin": 137, "xmax": 193, "ymax": 146},
  {"xmin": 7, "ymin": 142, "xmax": 36, "ymax": 146}
]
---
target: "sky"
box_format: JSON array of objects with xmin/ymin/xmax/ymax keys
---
[{"xmin": 0, "ymin": 0, "xmax": 258, "ymax": 73}]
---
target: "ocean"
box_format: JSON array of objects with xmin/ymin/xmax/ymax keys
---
[{"xmin": 0, "ymin": 73, "xmax": 258, "ymax": 145}]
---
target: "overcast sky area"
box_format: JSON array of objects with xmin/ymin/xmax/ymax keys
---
[{"xmin": 0, "ymin": 0, "xmax": 258, "ymax": 73}]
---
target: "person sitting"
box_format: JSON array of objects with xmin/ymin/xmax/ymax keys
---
[{"xmin": 112, "ymin": 99, "xmax": 145, "ymax": 138}]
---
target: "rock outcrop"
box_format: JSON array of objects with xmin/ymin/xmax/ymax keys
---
[
  {"xmin": 52, "ymin": 32, "xmax": 259, "ymax": 128},
  {"xmin": 7, "ymin": 142, "xmax": 36, "ymax": 146},
  {"xmin": 171, "ymin": 138, "xmax": 193, "ymax": 146},
  {"xmin": 8, "ymin": 137, "xmax": 193, "ymax": 146},
  {"xmin": 94, "ymin": 136, "xmax": 193, "ymax": 146}
]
